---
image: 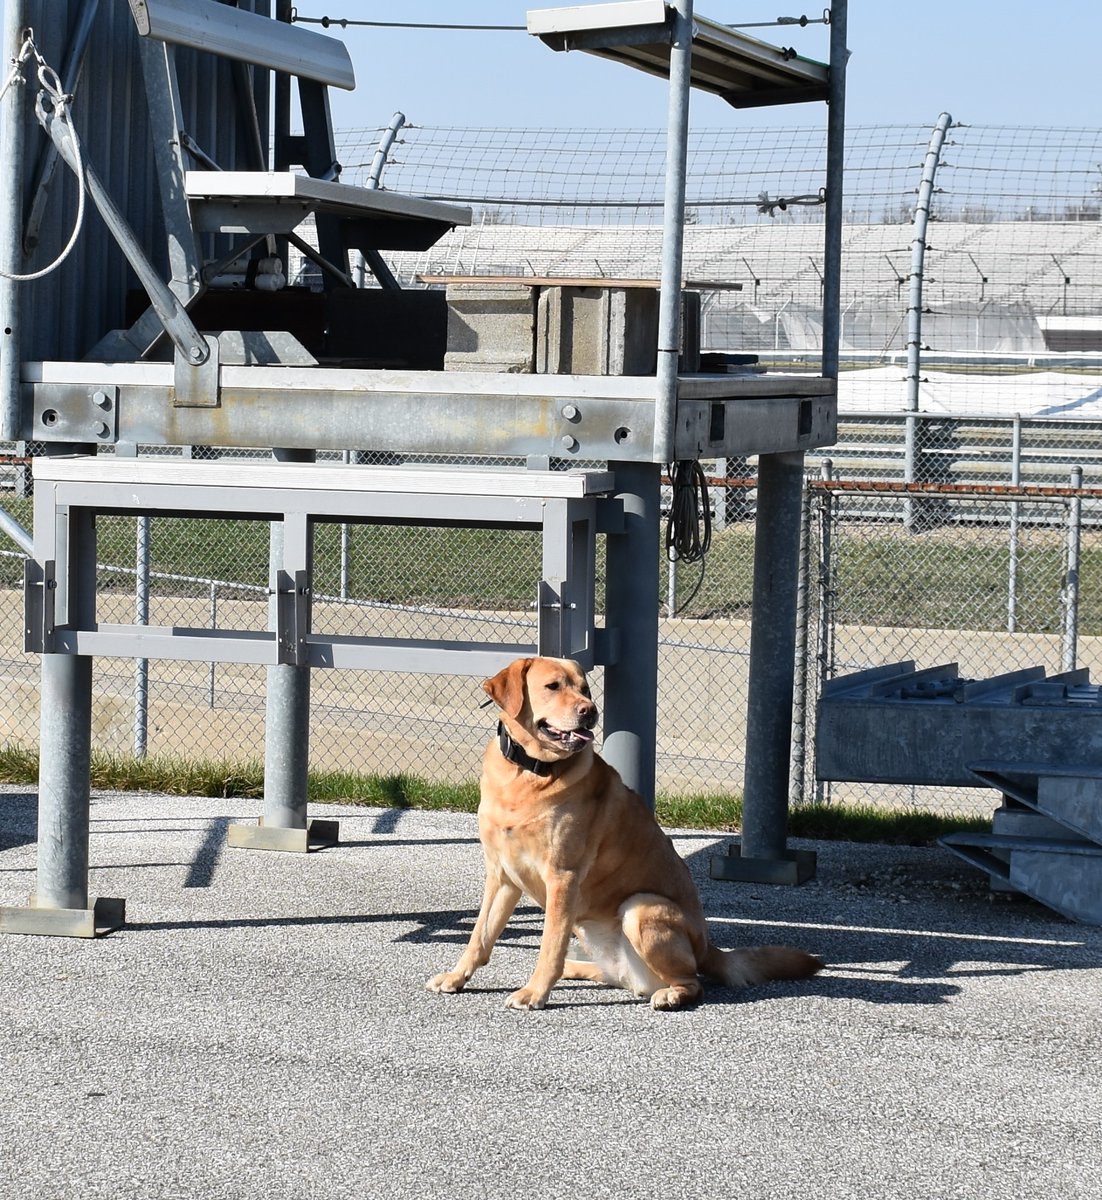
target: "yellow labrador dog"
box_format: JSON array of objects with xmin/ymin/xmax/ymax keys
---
[{"xmin": 427, "ymin": 656, "xmax": 822, "ymax": 1011}]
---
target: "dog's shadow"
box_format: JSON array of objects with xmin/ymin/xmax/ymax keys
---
[
  {"xmin": 438, "ymin": 975, "xmax": 960, "ymax": 1011},
  {"xmin": 412, "ymin": 905, "xmax": 967, "ymax": 1009}
]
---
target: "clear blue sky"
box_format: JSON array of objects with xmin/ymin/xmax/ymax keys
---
[{"xmin": 301, "ymin": 2, "xmax": 1097, "ymax": 131}]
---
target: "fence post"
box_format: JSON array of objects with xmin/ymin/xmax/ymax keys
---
[
  {"xmin": 815, "ymin": 460, "xmax": 835, "ymax": 805},
  {"xmin": 133, "ymin": 516, "xmax": 150, "ymax": 758},
  {"xmin": 207, "ymin": 581, "xmax": 218, "ymax": 709},
  {"xmin": 1063, "ymin": 465, "xmax": 1083, "ymax": 672},
  {"xmin": 1007, "ymin": 414, "xmax": 1022, "ymax": 633},
  {"xmin": 340, "ymin": 449, "xmax": 351, "ymax": 600},
  {"xmin": 905, "ymin": 112, "xmax": 953, "ymax": 533},
  {"xmin": 789, "ymin": 472, "xmax": 814, "ymax": 808}
]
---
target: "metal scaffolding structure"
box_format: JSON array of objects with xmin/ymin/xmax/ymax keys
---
[{"xmin": 0, "ymin": 0, "xmax": 847, "ymax": 935}]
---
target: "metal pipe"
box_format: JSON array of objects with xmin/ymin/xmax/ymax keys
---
[
  {"xmin": 1008, "ymin": 414, "xmax": 1022, "ymax": 633},
  {"xmin": 263, "ymin": 447, "xmax": 314, "ymax": 830},
  {"xmin": 814, "ymin": 459, "xmax": 834, "ymax": 806},
  {"xmin": 601, "ymin": 460, "xmax": 661, "ymax": 805},
  {"xmin": 905, "ymin": 112, "xmax": 953, "ymax": 532},
  {"xmin": 36, "ymin": 499, "xmax": 96, "ymax": 910},
  {"xmin": 208, "ymin": 581, "xmax": 217, "ymax": 708},
  {"xmin": 1063, "ymin": 465, "xmax": 1082, "ymax": 672},
  {"xmin": 789, "ymin": 478, "xmax": 814, "ymax": 808},
  {"xmin": 653, "ymin": 0, "xmax": 693, "ymax": 465},
  {"xmin": 820, "ymin": 0, "xmax": 847, "ymax": 380},
  {"xmin": 366, "ymin": 112, "xmax": 405, "ymax": 189},
  {"xmin": 133, "ymin": 515, "xmax": 150, "ymax": 759},
  {"xmin": 741, "ymin": 451, "xmax": 806, "ymax": 860},
  {"xmin": 810, "ymin": 476, "xmax": 1093, "ymax": 501},
  {"xmin": 340, "ymin": 448, "xmax": 352, "ymax": 598},
  {"xmin": 0, "ymin": 0, "xmax": 28, "ymax": 440},
  {"xmin": 906, "ymin": 112, "xmax": 954, "ymax": 409},
  {"xmin": 37, "ymin": 655, "xmax": 93, "ymax": 909},
  {"xmin": 0, "ymin": 502, "xmax": 32, "ymax": 554}
]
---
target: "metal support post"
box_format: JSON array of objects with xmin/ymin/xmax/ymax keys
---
[
  {"xmin": 35, "ymin": 652, "xmax": 93, "ymax": 909},
  {"xmin": 820, "ymin": 0, "xmax": 847, "ymax": 383},
  {"xmin": 229, "ymin": 450, "xmax": 336, "ymax": 852},
  {"xmin": 601, "ymin": 461, "xmax": 660, "ymax": 806},
  {"xmin": 712, "ymin": 451, "xmax": 816, "ymax": 884},
  {"xmin": 653, "ymin": 0, "xmax": 693, "ymax": 465},
  {"xmin": 0, "ymin": 0, "xmax": 27, "ymax": 440},
  {"xmin": 2, "ymin": 480, "xmax": 124, "ymax": 936}
]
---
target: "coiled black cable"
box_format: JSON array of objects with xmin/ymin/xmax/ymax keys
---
[
  {"xmin": 665, "ymin": 460, "xmax": 712, "ymax": 564},
  {"xmin": 665, "ymin": 460, "xmax": 712, "ymax": 615}
]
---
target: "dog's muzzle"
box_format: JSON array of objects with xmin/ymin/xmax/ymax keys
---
[{"xmin": 537, "ymin": 715, "xmax": 597, "ymax": 753}]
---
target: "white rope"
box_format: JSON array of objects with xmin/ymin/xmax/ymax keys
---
[{"xmin": 0, "ymin": 31, "xmax": 87, "ymax": 282}]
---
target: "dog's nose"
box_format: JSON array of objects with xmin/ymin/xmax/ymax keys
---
[{"xmin": 578, "ymin": 700, "xmax": 597, "ymax": 725}]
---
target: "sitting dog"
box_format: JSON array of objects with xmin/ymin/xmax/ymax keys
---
[{"xmin": 427, "ymin": 656, "xmax": 823, "ymax": 1011}]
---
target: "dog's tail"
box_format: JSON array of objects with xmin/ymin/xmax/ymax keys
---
[{"xmin": 702, "ymin": 942, "xmax": 824, "ymax": 989}]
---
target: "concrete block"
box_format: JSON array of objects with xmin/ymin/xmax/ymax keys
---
[
  {"xmin": 444, "ymin": 281, "xmax": 701, "ymax": 376},
  {"xmin": 537, "ymin": 286, "xmax": 701, "ymax": 376},
  {"xmin": 537, "ymin": 285, "xmax": 659, "ymax": 375},
  {"xmin": 444, "ymin": 283, "xmax": 537, "ymax": 372}
]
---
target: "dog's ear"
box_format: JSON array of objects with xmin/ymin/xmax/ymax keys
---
[{"xmin": 483, "ymin": 657, "xmax": 533, "ymax": 719}]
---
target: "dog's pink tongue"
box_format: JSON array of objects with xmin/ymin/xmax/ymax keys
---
[{"xmin": 572, "ymin": 728, "xmax": 595, "ymax": 744}]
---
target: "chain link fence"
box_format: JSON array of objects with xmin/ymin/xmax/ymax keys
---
[
  {"xmin": 5, "ymin": 438, "xmax": 1102, "ymax": 813},
  {"xmin": 805, "ymin": 474, "xmax": 1102, "ymax": 816},
  {"xmin": 2, "ymin": 120, "xmax": 1101, "ymax": 815}
]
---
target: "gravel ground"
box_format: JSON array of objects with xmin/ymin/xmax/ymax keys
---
[{"xmin": 1, "ymin": 785, "xmax": 1100, "ymax": 1200}]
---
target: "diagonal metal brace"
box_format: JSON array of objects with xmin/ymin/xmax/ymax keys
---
[{"xmin": 36, "ymin": 106, "xmax": 209, "ymax": 367}]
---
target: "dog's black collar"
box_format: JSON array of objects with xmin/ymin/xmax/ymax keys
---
[{"xmin": 497, "ymin": 721, "xmax": 553, "ymax": 777}]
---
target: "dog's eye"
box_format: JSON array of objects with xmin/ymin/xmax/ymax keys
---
[
  {"xmin": 581, "ymin": 684, "xmax": 591, "ymax": 697},
  {"xmin": 545, "ymin": 681, "xmax": 560, "ymax": 691}
]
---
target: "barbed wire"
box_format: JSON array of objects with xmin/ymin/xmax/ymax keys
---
[{"xmin": 333, "ymin": 123, "xmax": 1102, "ymax": 223}]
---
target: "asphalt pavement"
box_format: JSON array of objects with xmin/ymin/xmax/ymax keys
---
[{"xmin": 1, "ymin": 784, "xmax": 1099, "ymax": 1200}]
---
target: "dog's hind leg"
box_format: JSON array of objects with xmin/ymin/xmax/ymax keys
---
[
  {"xmin": 426, "ymin": 868, "xmax": 522, "ymax": 995},
  {"xmin": 620, "ymin": 894, "xmax": 704, "ymax": 1011},
  {"xmin": 560, "ymin": 959, "xmax": 610, "ymax": 983}
]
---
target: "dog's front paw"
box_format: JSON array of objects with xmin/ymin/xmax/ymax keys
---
[
  {"xmin": 504, "ymin": 987, "xmax": 549, "ymax": 1011},
  {"xmin": 426, "ymin": 971, "xmax": 467, "ymax": 994}
]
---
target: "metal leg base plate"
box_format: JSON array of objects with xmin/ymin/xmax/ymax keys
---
[
  {"xmin": 709, "ymin": 845, "xmax": 817, "ymax": 885},
  {"xmin": 227, "ymin": 817, "xmax": 340, "ymax": 853},
  {"xmin": 0, "ymin": 894, "xmax": 126, "ymax": 938}
]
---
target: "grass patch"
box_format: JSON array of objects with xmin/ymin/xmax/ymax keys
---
[
  {"xmin": 787, "ymin": 801, "xmax": 991, "ymax": 845},
  {"xmin": 5, "ymin": 499, "xmax": 1099, "ymax": 635},
  {"xmin": 0, "ymin": 746, "xmax": 989, "ymax": 845},
  {"xmin": 656, "ymin": 791, "xmax": 743, "ymax": 830}
]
